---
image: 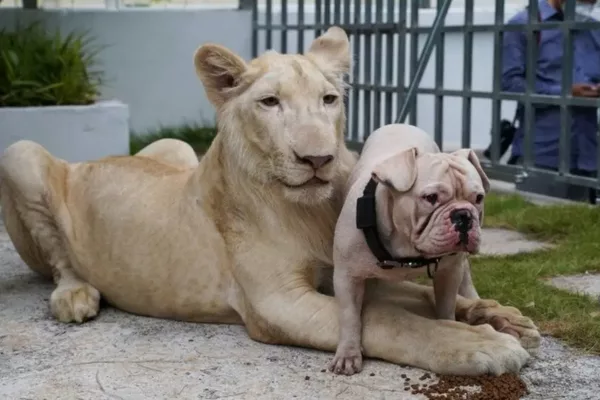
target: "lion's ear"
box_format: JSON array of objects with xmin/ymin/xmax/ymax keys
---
[
  {"xmin": 194, "ymin": 44, "xmax": 248, "ymax": 108},
  {"xmin": 306, "ymin": 26, "xmax": 351, "ymax": 79}
]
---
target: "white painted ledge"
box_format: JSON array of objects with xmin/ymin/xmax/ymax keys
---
[{"xmin": 0, "ymin": 100, "xmax": 130, "ymax": 163}]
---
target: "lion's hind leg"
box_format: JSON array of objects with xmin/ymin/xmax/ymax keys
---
[
  {"xmin": 135, "ymin": 138, "xmax": 199, "ymax": 169},
  {"xmin": 0, "ymin": 140, "xmax": 100, "ymax": 323}
]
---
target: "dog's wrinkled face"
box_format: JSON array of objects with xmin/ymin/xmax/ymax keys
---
[
  {"xmin": 372, "ymin": 148, "xmax": 490, "ymax": 258},
  {"xmin": 193, "ymin": 27, "xmax": 350, "ymax": 205}
]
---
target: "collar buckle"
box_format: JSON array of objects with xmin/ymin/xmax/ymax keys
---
[{"xmin": 377, "ymin": 260, "xmax": 403, "ymax": 269}]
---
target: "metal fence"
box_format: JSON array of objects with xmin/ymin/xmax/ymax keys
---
[{"xmin": 244, "ymin": 0, "xmax": 600, "ymax": 202}]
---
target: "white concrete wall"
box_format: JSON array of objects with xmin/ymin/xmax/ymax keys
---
[
  {"xmin": 0, "ymin": 8, "xmax": 251, "ymax": 133},
  {"xmin": 0, "ymin": 100, "xmax": 129, "ymax": 162}
]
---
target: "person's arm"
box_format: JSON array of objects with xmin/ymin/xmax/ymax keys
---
[
  {"xmin": 501, "ymin": 23, "xmax": 563, "ymax": 96},
  {"xmin": 501, "ymin": 27, "xmax": 527, "ymax": 93},
  {"xmin": 588, "ymin": 28, "xmax": 600, "ymax": 86}
]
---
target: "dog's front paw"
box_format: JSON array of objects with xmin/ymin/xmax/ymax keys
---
[
  {"xmin": 461, "ymin": 299, "xmax": 541, "ymax": 354},
  {"xmin": 328, "ymin": 345, "xmax": 363, "ymax": 376},
  {"xmin": 50, "ymin": 282, "xmax": 100, "ymax": 323}
]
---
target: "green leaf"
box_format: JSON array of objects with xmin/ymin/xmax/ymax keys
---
[{"xmin": 0, "ymin": 21, "xmax": 106, "ymax": 107}]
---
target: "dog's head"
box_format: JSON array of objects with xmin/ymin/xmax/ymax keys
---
[{"xmin": 372, "ymin": 148, "xmax": 490, "ymax": 258}]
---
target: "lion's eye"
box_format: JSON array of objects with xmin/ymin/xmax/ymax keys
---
[
  {"xmin": 323, "ymin": 94, "xmax": 338, "ymax": 105},
  {"xmin": 423, "ymin": 194, "xmax": 438, "ymax": 205},
  {"xmin": 260, "ymin": 96, "xmax": 280, "ymax": 107},
  {"xmin": 475, "ymin": 194, "xmax": 484, "ymax": 204}
]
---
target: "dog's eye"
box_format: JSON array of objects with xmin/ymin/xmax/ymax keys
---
[
  {"xmin": 423, "ymin": 194, "xmax": 438, "ymax": 205},
  {"xmin": 475, "ymin": 194, "xmax": 484, "ymax": 204},
  {"xmin": 323, "ymin": 94, "xmax": 338, "ymax": 105},
  {"xmin": 260, "ymin": 96, "xmax": 280, "ymax": 107}
]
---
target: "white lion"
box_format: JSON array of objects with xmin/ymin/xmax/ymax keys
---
[{"xmin": 0, "ymin": 27, "xmax": 539, "ymax": 376}]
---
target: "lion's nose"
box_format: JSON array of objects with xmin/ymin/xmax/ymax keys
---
[
  {"xmin": 295, "ymin": 153, "xmax": 334, "ymax": 169},
  {"xmin": 450, "ymin": 208, "xmax": 473, "ymax": 233}
]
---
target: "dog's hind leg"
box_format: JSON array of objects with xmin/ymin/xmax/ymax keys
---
[{"xmin": 0, "ymin": 140, "xmax": 100, "ymax": 323}]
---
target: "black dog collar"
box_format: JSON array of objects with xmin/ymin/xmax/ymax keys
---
[{"xmin": 355, "ymin": 178, "xmax": 442, "ymax": 279}]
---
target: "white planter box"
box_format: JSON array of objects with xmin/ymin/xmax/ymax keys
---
[{"xmin": 0, "ymin": 100, "xmax": 130, "ymax": 163}]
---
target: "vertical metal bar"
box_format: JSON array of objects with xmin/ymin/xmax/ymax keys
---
[
  {"xmin": 396, "ymin": 1, "xmax": 407, "ymax": 124},
  {"xmin": 297, "ymin": 0, "xmax": 305, "ymax": 53},
  {"xmin": 251, "ymin": 0, "xmax": 258, "ymax": 57},
  {"xmin": 342, "ymin": 0, "xmax": 351, "ymax": 140},
  {"xmin": 343, "ymin": 0, "xmax": 350, "ymax": 27},
  {"xmin": 324, "ymin": 0, "xmax": 332, "ymax": 27},
  {"xmin": 334, "ymin": 0, "xmax": 341, "ymax": 24},
  {"xmin": 559, "ymin": 1, "xmax": 574, "ymax": 175},
  {"xmin": 433, "ymin": 0, "xmax": 445, "ymax": 148},
  {"xmin": 461, "ymin": 0, "xmax": 474, "ymax": 148},
  {"xmin": 396, "ymin": 0, "xmax": 453, "ymax": 124},
  {"xmin": 490, "ymin": 0, "xmax": 504, "ymax": 164},
  {"xmin": 351, "ymin": 0, "xmax": 361, "ymax": 142},
  {"xmin": 384, "ymin": 0, "xmax": 396, "ymax": 125},
  {"xmin": 363, "ymin": 0, "xmax": 373, "ymax": 139},
  {"xmin": 316, "ymin": 0, "xmax": 323, "ymax": 37},
  {"xmin": 408, "ymin": 0, "xmax": 420, "ymax": 126},
  {"xmin": 23, "ymin": 0, "xmax": 38, "ymax": 8},
  {"xmin": 266, "ymin": 0, "xmax": 273, "ymax": 50},
  {"xmin": 522, "ymin": 0, "xmax": 539, "ymax": 169},
  {"xmin": 373, "ymin": 0, "xmax": 384, "ymax": 130},
  {"xmin": 281, "ymin": 0, "xmax": 288, "ymax": 53}
]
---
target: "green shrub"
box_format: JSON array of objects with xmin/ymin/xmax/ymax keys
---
[{"xmin": 0, "ymin": 22, "xmax": 104, "ymax": 107}]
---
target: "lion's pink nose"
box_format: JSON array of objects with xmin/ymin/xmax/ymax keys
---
[{"xmin": 295, "ymin": 153, "xmax": 334, "ymax": 169}]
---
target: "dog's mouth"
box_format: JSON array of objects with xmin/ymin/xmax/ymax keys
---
[{"xmin": 281, "ymin": 176, "xmax": 329, "ymax": 189}]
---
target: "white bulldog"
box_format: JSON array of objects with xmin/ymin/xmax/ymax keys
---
[{"xmin": 329, "ymin": 123, "xmax": 490, "ymax": 375}]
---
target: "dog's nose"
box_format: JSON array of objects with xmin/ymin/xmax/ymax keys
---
[
  {"xmin": 295, "ymin": 153, "xmax": 334, "ymax": 169},
  {"xmin": 450, "ymin": 209, "xmax": 473, "ymax": 233}
]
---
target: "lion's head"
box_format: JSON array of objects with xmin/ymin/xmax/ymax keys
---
[{"xmin": 193, "ymin": 27, "xmax": 351, "ymax": 205}]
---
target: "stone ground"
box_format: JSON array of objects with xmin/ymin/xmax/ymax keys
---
[{"xmin": 2, "ymin": 221, "xmax": 600, "ymax": 399}]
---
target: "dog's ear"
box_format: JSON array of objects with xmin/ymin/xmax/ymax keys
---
[
  {"xmin": 371, "ymin": 147, "xmax": 418, "ymax": 193},
  {"xmin": 194, "ymin": 44, "xmax": 248, "ymax": 108},
  {"xmin": 306, "ymin": 26, "xmax": 351, "ymax": 80},
  {"xmin": 451, "ymin": 149, "xmax": 491, "ymax": 193}
]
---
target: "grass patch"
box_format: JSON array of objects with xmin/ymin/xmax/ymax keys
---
[
  {"xmin": 474, "ymin": 193, "xmax": 600, "ymax": 353},
  {"xmin": 130, "ymin": 124, "xmax": 217, "ymax": 155}
]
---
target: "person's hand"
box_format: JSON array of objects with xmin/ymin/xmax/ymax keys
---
[{"xmin": 571, "ymin": 83, "xmax": 600, "ymax": 97}]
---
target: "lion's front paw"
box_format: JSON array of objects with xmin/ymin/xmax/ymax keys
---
[
  {"xmin": 461, "ymin": 299, "xmax": 541, "ymax": 355},
  {"xmin": 50, "ymin": 282, "xmax": 100, "ymax": 323},
  {"xmin": 328, "ymin": 345, "xmax": 363, "ymax": 376},
  {"xmin": 437, "ymin": 324, "xmax": 531, "ymax": 376}
]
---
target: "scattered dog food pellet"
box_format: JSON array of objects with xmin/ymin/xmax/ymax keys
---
[
  {"xmin": 409, "ymin": 373, "xmax": 528, "ymax": 400},
  {"xmin": 370, "ymin": 373, "xmax": 375, "ymax": 377},
  {"xmin": 320, "ymin": 369, "xmax": 326, "ymax": 373},
  {"xmin": 304, "ymin": 376, "xmax": 310, "ymax": 381},
  {"xmin": 401, "ymin": 374, "xmax": 407, "ymax": 378},
  {"xmin": 420, "ymin": 373, "xmax": 432, "ymax": 380}
]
